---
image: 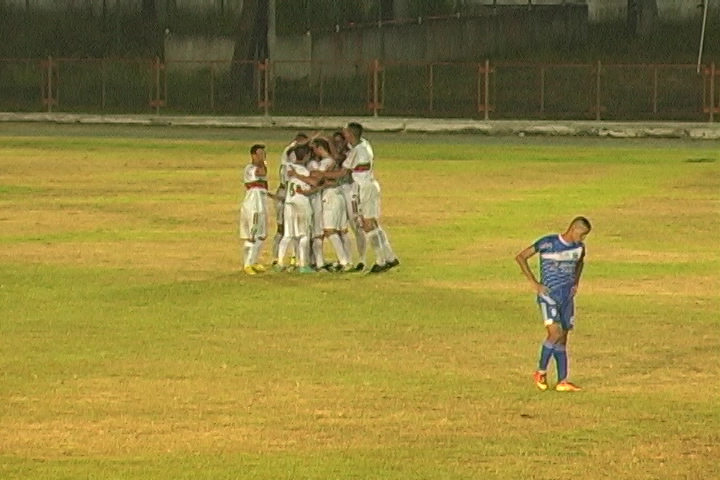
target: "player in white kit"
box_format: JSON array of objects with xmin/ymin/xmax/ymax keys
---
[
  {"xmin": 322, "ymin": 123, "xmax": 399, "ymax": 273},
  {"xmin": 239, "ymin": 144, "xmax": 270, "ymax": 275},
  {"xmin": 272, "ymin": 134, "xmax": 308, "ymax": 266},
  {"xmin": 311, "ymin": 138, "xmax": 352, "ymax": 271},
  {"xmin": 332, "ymin": 131, "xmax": 367, "ymax": 271},
  {"xmin": 275, "ymin": 144, "xmax": 318, "ymax": 274}
]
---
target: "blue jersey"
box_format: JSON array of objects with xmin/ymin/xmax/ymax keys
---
[{"xmin": 534, "ymin": 234, "xmax": 585, "ymax": 301}]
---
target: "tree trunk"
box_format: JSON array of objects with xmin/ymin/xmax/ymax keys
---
[
  {"xmin": 230, "ymin": 0, "xmax": 269, "ymax": 104},
  {"xmin": 628, "ymin": 0, "xmax": 658, "ymax": 39}
]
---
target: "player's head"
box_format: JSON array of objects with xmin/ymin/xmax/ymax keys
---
[
  {"xmin": 343, "ymin": 122, "xmax": 363, "ymax": 145},
  {"xmin": 311, "ymin": 138, "xmax": 330, "ymax": 157},
  {"xmin": 294, "ymin": 133, "xmax": 309, "ymax": 145},
  {"xmin": 249, "ymin": 144, "xmax": 266, "ymax": 165},
  {"xmin": 566, "ymin": 216, "xmax": 592, "ymax": 243},
  {"xmin": 332, "ymin": 130, "xmax": 346, "ymax": 147},
  {"xmin": 292, "ymin": 144, "xmax": 310, "ymax": 163}
]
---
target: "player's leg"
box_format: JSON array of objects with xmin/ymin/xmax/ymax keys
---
[
  {"xmin": 296, "ymin": 204, "xmax": 314, "ymax": 273},
  {"xmin": 272, "ymin": 199, "xmax": 284, "ymax": 265},
  {"xmin": 344, "ymin": 186, "xmax": 366, "ymax": 270},
  {"xmin": 276, "ymin": 204, "xmax": 295, "ymax": 270},
  {"xmin": 239, "ymin": 205, "xmax": 257, "ymax": 275},
  {"xmin": 360, "ymin": 183, "xmax": 389, "ymax": 273},
  {"xmin": 371, "ymin": 181, "xmax": 398, "ymax": 269},
  {"xmin": 249, "ymin": 210, "xmax": 267, "ymax": 272},
  {"xmin": 554, "ymin": 298, "xmax": 580, "ymax": 392},
  {"xmin": 534, "ymin": 296, "xmax": 564, "ymax": 389}
]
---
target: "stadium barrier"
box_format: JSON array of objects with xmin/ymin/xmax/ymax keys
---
[{"xmin": 0, "ymin": 57, "xmax": 718, "ymax": 122}]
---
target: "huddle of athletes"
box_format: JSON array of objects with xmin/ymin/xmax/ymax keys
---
[{"xmin": 239, "ymin": 122, "xmax": 400, "ymax": 275}]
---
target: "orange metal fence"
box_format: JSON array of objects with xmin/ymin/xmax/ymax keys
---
[{"xmin": 1, "ymin": 57, "xmax": 718, "ymax": 121}]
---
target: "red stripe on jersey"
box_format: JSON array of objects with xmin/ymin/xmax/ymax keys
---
[{"xmin": 245, "ymin": 180, "xmax": 268, "ymax": 190}]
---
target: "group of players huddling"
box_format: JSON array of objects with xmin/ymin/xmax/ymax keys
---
[{"xmin": 239, "ymin": 122, "xmax": 400, "ymax": 275}]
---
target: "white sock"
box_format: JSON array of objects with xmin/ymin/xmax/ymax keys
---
[
  {"xmin": 377, "ymin": 227, "xmax": 397, "ymax": 261},
  {"xmin": 278, "ymin": 236, "xmax": 291, "ymax": 266},
  {"xmin": 272, "ymin": 233, "xmax": 282, "ymax": 260},
  {"xmin": 366, "ymin": 229, "xmax": 387, "ymax": 265},
  {"xmin": 328, "ymin": 233, "xmax": 350, "ymax": 265},
  {"xmin": 242, "ymin": 241, "xmax": 254, "ymax": 267},
  {"xmin": 341, "ymin": 231, "xmax": 353, "ymax": 263},
  {"xmin": 290, "ymin": 238, "xmax": 298, "ymax": 258},
  {"xmin": 350, "ymin": 222, "xmax": 367, "ymax": 264},
  {"xmin": 298, "ymin": 236, "xmax": 310, "ymax": 267},
  {"xmin": 312, "ymin": 238, "xmax": 325, "ymax": 268},
  {"xmin": 250, "ymin": 238, "xmax": 264, "ymax": 265}
]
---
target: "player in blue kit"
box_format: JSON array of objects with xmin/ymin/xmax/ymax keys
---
[{"xmin": 515, "ymin": 216, "xmax": 592, "ymax": 392}]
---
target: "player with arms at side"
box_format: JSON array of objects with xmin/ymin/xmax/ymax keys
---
[
  {"xmin": 239, "ymin": 144, "xmax": 271, "ymax": 275},
  {"xmin": 515, "ymin": 216, "xmax": 592, "ymax": 392}
]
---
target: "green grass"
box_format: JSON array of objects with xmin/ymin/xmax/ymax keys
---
[{"xmin": 1, "ymin": 125, "xmax": 719, "ymax": 479}]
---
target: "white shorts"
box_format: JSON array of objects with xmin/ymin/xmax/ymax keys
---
[
  {"xmin": 283, "ymin": 201, "xmax": 312, "ymax": 238},
  {"xmin": 310, "ymin": 194, "xmax": 323, "ymax": 238},
  {"xmin": 322, "ymin": 190, "xmax": 348, "ymax": 231},
  {"xmin": 239, "ymin": 204, "xmax": 267, "ymax": 239},
  {"xmin": 341, "ymin": 183, "xmax": 359, "ymax": 228},
  {"xmin": 357, "ymin": 180, "xmax": 381, "ymax": 220}
]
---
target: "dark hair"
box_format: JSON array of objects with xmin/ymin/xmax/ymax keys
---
[
  {"xmin": 312, "ymin": 138, "xmax": 330, "ymax": 152},
  {"xmin": 332, "ymin": 130, "xmax": 344, "ymax": 139},
  {"xmin": 250, "ymin": 144, "xmax": 265, "ymax": 155},
  {"xmin": 293, "ymin": 144, "xmax": 310, "ymax": 162},
  {"xmin": 571, "ymin": 216, "xmax": 592, "ymax": 231},
  {"xmin": 346, "ymin": 122, "xmax": 363, "ymax": 139},
  {"xmin": 295, "ymin": 133, "xmax": 308, "ymax": 141}
]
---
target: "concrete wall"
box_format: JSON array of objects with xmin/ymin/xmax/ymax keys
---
[
  {"xmin": 307, "ymin": 5, "xmax": 587, "ymax": 79},
  {"xmin": 164, "ymin": 34, "xmax": 236, "ymax": 71},
  {"xmin": 1, "ymin": 0, "xmax": 243, "ymax": 14},
  {"xmin": 464, "ymin": 1, "xmax": 702, "ymax": 22}
]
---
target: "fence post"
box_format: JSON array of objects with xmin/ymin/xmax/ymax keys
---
[
  {"xmin": 595, "ymin": 60, "xmax": 602, "ymax": 121},
  {"xmin": 711, "ymin": 62, "xmax": 716, "ymax": 123},
  {"xmin": 101, "ymin": 58, "xmax": 106, "ymax": 111},
  {"xmin": 46, "ymin": 55, "xmax": 53, "ymax": 113},
  {"xmin": 209, "ymin": 62, "xmax": 215, "ymax": 112},
  {"xmin": 429, "ymin": 63, "xmax": 434, "ymax": 112},
  {"xmin": 372, "ymin": 59, "xmax": 380, "ymax": 117},
  {"xmin": 319, "ymin": 62, "xmax": 324, "ymax": 110},
  {"xmin": 263, "ymin": 58, "xmax": 270, "ymax": 116},
  {"xmin": 155, "ymin": 56, "xmax": 161, "ymax": 115},
  {"xmin": 484, "ymin": 59, "xmax": 490, "ymax": 121},
  {"xmin": 540, "ymin": 64, "xmax": 545, "ymax": 116},
  {"xmin": 652, "ymin": 65, "xmax": 658, "ymax": 115}
]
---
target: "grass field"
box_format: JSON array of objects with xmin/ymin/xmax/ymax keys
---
[{"xmin": 1, "ymin": 123, "xmax": 719, "ymax": 479}]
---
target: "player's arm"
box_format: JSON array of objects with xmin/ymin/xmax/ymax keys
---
[
  {"xmin": 287, "ymin": 169, "xmax": 320, "ymax": 186},
  {"xmin": 299, "ymin": 184, "xmax": 325, "ymax": 196},
  {"xmin": 515, "ymin": 246, "xmax": 548, "ymax": 295},
  {"xmin": 572, "ymin": 248, "xmax": 586, "ymax": 295}
]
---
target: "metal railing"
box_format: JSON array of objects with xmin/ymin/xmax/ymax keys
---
[{"xmin": 1, "ymin": 57, "xmax": 718, "ymax": 121}]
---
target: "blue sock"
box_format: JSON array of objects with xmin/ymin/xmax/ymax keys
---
[
  {"xmin": 538, "ymin": 341, "xmax": 554, "ymax": 372},
  {"xmin": 553, "ymin": 344, "xmax": 568, "ymax": 382}
]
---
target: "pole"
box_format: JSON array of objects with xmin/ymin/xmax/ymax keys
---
[
  {"xmin": 101, "ymin": 59, "xmax": 106, "ymax": 111},
  {"xmin": 155, "ymin": 56, "xmax": 161, "ymax": 115},
  {"xmin": 697, "ymin": 0, "xmax": 710, "ymax": 74},
  {"xmin": 652, "ymin": 65, "xmax": 658, "ymax": 115},
  {"xmin": 209, "ymin": 62, "xmax": 215, "ymax": 111}
]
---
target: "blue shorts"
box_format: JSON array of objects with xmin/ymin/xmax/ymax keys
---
[{"xmin": 537, "ymin": 293, "xmax": 575, "ymax": 330}]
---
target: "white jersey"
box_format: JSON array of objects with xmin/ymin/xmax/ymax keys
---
[
  {"xmin": 285, "ymin": 164, "xmax": 312, "ymax": 206},
  {"xmin": 278, "ymin": 142, "xmax": 298, "ymax": 187},
  {"xmin": 242, "ymin": 163, "xmax": 268, "ymax": 212},
  {"xmin": 342, "ymin": 138, "xmax": 374, "ymax": 184}
]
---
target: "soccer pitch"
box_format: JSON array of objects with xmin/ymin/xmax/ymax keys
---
[{"xmin": 1, "ymin": 123, "xmax": 719, "ymax": 479}]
